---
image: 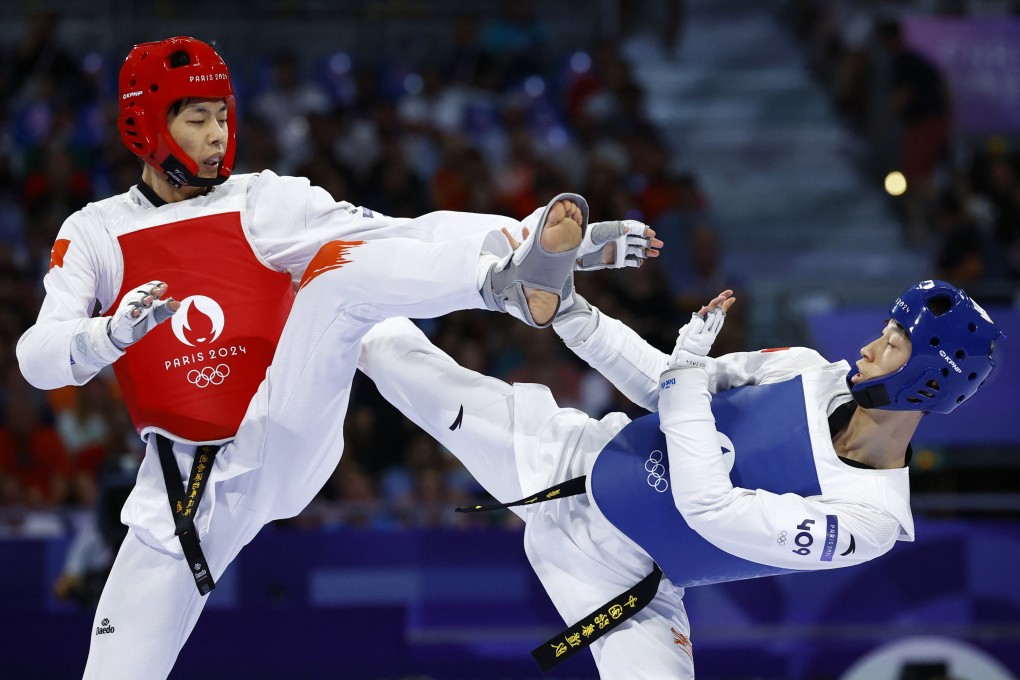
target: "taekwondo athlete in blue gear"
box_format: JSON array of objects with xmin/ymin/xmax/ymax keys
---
[
  {"xmin": 356, "ymin": 280, "xmax": 1004, "ymax": 678},
  {"xmin": 592, "ymin": 280, "xmax": 1004, "ymax": 590}
]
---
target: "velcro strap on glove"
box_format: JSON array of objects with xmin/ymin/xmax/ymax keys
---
[
  {"xmin": 70, "ymin": 317, "xmax": 125, "ymax": 371},
  {"xmin": 576, "ymin": 220, "xmax": 651, "ymax": 271}
]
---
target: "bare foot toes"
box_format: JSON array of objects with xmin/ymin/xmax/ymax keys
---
[{"xmin": 540, "ymin": 200, "xmax": 582, "ymax": 254}]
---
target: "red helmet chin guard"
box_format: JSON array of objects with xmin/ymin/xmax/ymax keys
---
[{"xmin": 118, "ymin": 36, "xmax": 237, "ymax": 188}]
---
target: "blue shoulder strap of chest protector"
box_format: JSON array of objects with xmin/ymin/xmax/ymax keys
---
[{"xmin": 590, "ymin": 375, "xmax": 821, "ymax": 588}]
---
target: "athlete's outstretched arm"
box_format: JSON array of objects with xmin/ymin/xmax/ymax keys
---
[
  {"xmin": 555, "ymin": 288, "xmax": 832, "ymax": 411},
  {"xmin": 657, "ymin": 365, "xmax": 902, "ymax": 571},
  {"xmin": 656, "ymin": 305, "xmax": 904, "ymax": 571}
]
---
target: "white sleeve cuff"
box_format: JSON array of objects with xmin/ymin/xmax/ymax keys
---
[
  {"xmin": 78, "ymin": 317, "xmax": 124, "ymax": 368},
  {"xmin": 553, "ymin": 305, "xmax": 599, "ymax": 347},
  {"xmin": 659, "ymin": 366, "xmax": 709, "ymax": 396}
]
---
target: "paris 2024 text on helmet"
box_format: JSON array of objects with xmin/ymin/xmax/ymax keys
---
[
  {"xmin": 118, "ymin": 36, "xmax": 237, "ymax": 188},
  {"xmin": 849, "ymin": 280, "xmax": 1005, "ymax": 415}
]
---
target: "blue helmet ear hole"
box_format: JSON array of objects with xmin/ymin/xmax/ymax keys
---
[
  {"xmin": 956, "ymin": 395, "xmax": 965, "ymax": 404},
  {"xmin": 968, "ymin": 372, "xmax": 977, "ymax": 380},
  {"xmin": 930, "ymin": 337, "xmax": 940, "ymax": 347},
  {"xmin": 968, "ymin": 322, "xmax": 977, "ymax": 332},
  {"xmin": 955, "ymin": 349, "xmax": 966, "ymax": 360},
  {"xmin": 941, "ymin": 368, "xmax": 949, "ymax": 377}
]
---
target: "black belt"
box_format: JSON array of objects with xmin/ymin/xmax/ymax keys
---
[
  {"xmin": 457, "ymin": 476, "xmax": 663, "ymax": 672},
  {"xmin": 155, "ymin": 435, "xmax": 219, "ymax": 596}
]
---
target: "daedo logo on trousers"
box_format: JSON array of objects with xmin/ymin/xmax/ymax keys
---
[{"xmin": 95, "ymin": 617, "xmax": 115, "ymax": 635}]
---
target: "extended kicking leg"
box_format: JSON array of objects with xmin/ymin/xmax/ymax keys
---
[{"xmin": 358, "ymin": 318, "xmax": 523, "ymax": 504}]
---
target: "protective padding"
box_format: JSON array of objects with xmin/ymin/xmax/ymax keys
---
[
  {"xmin": 119, "ymin": 36, "xmax": 236, "ymax": 187},
  {"xmin": 590, "ymin": 377, "xmax": 819, "ymax": 587},
  {"xmin": 486, "ymin": 192, "xmax": 588, "ymax": 327},
  {"xmin": 849, "ymin": 280, "xmax": 1004, "ymax": 414}
]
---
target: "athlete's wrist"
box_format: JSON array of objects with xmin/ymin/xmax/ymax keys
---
[
  {"xmin": 80, "ymin": 316, "xmax": 125, "ymax": 367},
  {"xmin": 659, "ymin": 366, "xmax": 706, "ymax": 391}
]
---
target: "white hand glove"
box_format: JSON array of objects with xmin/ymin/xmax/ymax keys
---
[
  {"xmin": 575, "ymin": 220, "xmax": 652, "ymax": 271},
  {"xmin": 668, "ymin": 309, "xmax": 727, "ymax": 370},
  {"xmin": 107, "ymin": 280, "xmax": 177, "ymax": 350}
]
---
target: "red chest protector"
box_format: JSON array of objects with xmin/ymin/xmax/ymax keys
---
[{"xmin": 109, "ymin": 212, "xmax": 294, "ymax": 443}]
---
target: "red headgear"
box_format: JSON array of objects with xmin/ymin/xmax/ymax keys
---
[{"xmin": 118, "ymin": 36, "xmax": 237, "ymax": 188}]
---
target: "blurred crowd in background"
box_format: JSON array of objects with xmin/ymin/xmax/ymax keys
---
[
  {"xmin": 788, "ymin": 0, "xmax": 1020, "ymax": 280},
  {"xmin": 0, "ymin": 2, "xmax": 1018, "ymax": 605}
]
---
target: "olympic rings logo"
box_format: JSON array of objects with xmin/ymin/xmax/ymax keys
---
[
  {"xmin": 645, "ymin": 449, "xmax": 669, "ymax": 493},
  {"xmin": 187, "ymin": 364, "xmax": 230, "ymax": 388},
  {"xmin": 777, "ymin": 530, "xmax": 788, "ymax": 546}
]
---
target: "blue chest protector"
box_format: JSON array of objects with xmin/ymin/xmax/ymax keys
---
[{"xmin": 590, "ymin": 376, "xmax": 822, "ymax": 587}]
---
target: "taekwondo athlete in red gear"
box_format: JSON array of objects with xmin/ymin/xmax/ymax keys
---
[
  {"xmin": 355, "ymin": 280, "xmax": 1003, "ymax": 678},
  {"xmin": 15, "ymin": 36, "xmax": 618, "ymax": 679}
]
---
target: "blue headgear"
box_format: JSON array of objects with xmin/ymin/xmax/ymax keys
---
[{"xmin": 848, "ymin": 280, "xmax": 1004, "ymax": 414}]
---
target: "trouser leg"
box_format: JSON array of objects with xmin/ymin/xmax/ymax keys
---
[
  {"xmin": 84, "ymin": 482, "xmax": 267, "ymax": 680},
  {"xmin": 83, "ymin": 530, "xmax": 204, "ymax": 679},
  {"xmin": 244, "ymin": 233, "xmax": 499, "ymax": 520},
  {"xmin": 358, "ymin": 317, "xmax": 523, "ymax": 504},
  {"xmin": 589, "ymin": 579, "xmax": 695, "ymax": 680}
]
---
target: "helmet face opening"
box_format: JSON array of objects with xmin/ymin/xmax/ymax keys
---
[
  {"xmin": 848, "ymin": 280, "xmax": 1003, "ymax": 415},
  {"xmin": 118, "ymin": 36, "xmax": 236, "ymax": 188}
]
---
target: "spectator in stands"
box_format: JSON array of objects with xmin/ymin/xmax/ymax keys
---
[
  {"xmin": 477, "ymin": 4, "xmax": 550, "ymax": 90},
  {"xmin": 0, "ymin": 11, "xmax": 91, "ymax": 109},
  {"xmin": 673, "ymin": 225, "xmax": 747, "ymax": 355},
  {"xmin": 971, "ymin": 151, "xmax": 1020, "ymax": 279},
  {"xmin": 874, "ymin": 19, "xmax": 952, "ymax": 245},
  {"xmin": 932, "ymin": 188, "xmax": 996, "ymax": 286},
  {"xmin": 362, "ymin": 138, "xmax": 433, "ymax": 217},
  {"xmin": 54, "ymin": 375, "xmax": 116, "ymax": 501},
  {"xmin": 251, "ymin": 49, "xmax": 331, "ymax": 174},
  {"xmin": 0, "ymin": 373, "xmax": 70, "ymax": 507},
  {"xmin": 54, "ymin": 418, "xmax": 142, "ymax": 608}
]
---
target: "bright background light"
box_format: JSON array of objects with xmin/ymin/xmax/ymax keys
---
[{"xmin": 884, "ymin": 171, "xmax": 907, "ymax": 196}]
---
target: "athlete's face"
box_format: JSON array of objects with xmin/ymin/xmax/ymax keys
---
[
  {"xmin": 167, "ymin": 98, "xmax": 228, "ymax": 180},
  {"xmin": 849, "ymin": 320, "xmax": 911, "ymax": 385}
]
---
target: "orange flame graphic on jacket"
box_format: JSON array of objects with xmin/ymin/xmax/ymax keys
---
[{"xmin": 298, "ymin": 240, "xmax": 366, "ymax": 291}]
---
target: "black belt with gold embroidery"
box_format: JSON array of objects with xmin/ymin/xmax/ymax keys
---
[
  {"xmin": 532, "ymin": 563, "xmax": 662, "ymax": 671},
  {"xmin": 454, "ymin": 475, "xmax": 588, "ymax": 513},
  {"xmin": 457, "ymin": 476, "xmax": 663, "ymax": 672},
  {"xmin": 155, "ymin": 435, "xmax": 218, "ymax": 596}
]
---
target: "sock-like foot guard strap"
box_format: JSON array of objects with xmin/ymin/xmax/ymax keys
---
[{"xmin": 483, "ymin": 192, "xmax": 589, "ymax": 328}]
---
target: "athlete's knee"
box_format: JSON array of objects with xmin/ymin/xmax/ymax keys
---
[{"xmin": 358, "ymin": 317, "xmax": 439, "ymax": 374}]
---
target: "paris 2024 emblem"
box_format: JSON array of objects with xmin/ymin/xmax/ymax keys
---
[{"xmin": 164, "ymin": 295, "xmax": 246, "ymax": 388}]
